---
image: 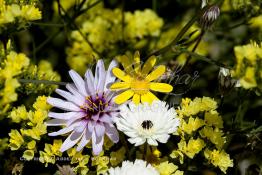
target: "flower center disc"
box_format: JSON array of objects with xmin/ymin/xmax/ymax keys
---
[
  {"xmin": 81, "ymin": 95, "xmax": 108, "ymax": 118},
  {"xmin": 130, "ymin": 78, "xmax": 149, "ymax": 95}
]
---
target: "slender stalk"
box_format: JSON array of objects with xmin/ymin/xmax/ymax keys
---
[
  {"xmin": 143, "ymin": 142, "xmax": 148, "ymax": 161},
  {"xmin": 18, "ymin": 79, "xmax": 68, "ymax": 86}
]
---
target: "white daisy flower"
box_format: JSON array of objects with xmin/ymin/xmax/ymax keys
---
[
  {"xmin": 108, "ymin": 159, "xmax": 159, "ymax": 175},
  {"xmin": 115, "ymin": 100, "xmax": 180, "ymax": 146}
]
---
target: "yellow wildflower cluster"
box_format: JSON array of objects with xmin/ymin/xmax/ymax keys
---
[
  {"xmin": 125, "ymin": 9, "xmax": 163, "ymax": 40},
  {"xmin": 39, "ymin": 139, "xmax": 63, "ymax": 166},
  {"xmin": 23, "ymin": 60, "xmax": 61, "ymax": 93},
  {"xmin": 67, "ymin": 7, "xmax": 163, "ymax": 74},
  {"xmin": 8, "ymin": 96, "xmax": 51, "ymax": 156},
  {"xmin": 92, "ymin": 151, "xmax": 110, "ymax": 175},
  {"xmin": 232, "ymin": 41, "xmax": 262, "ymax": 89},
  {"xmin": 0, "ymin": 51, "xmax": 30, "ymax": 114},
  {"xmin": 170, "ymin": 97, "xmax": 233, "ymax": 173},
  {"xmin": 67, "ymin": 148, "xmax": 90, "ymax": 175},
  {"xmin": 155, "ymin": 161, "xmax": 184, "ymax": 175},
  {"xmin": 204, "ymin": 149, "xmax": 233, "ymax": 174},
  {"xmin": 0, "ymin": 0, "xmax": 41, "ymax": 32}
]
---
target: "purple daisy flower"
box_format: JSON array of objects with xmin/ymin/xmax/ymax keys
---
[{"xmin": 46, "ymin": 60, "xmax": 119, "ymax": 155}]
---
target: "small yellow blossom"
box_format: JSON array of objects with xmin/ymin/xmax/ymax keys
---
[
  {"xmin": 199, "ymin": 126, "xmax": 226, "ymax": 149},
  {"xmin": 204, "ymin": 149, "xmax": 233, "ymax": 174},
  {"xmin": 8, "ymin": 129, "xmax": 24, "ymax": 150},
  {"xmin": 232, "ymin": 41, "xmax": 262, "ymax": 89},
  {"xmin": 178, "ymin": 138, "xmax": 206, "ymax": 159},
  {"xmin": 22, "ymin": 149, "xmax": 34, "ymax": 160},
  {"xmin": 180, "ymin": 117, "xmax": 205, "ymax": 135},
  {"xmin": 27, "ymin": 140, "xmax": 36, "ymax": 150},
  {"xmin": 204, "ymin": 110, "xmax": 223, "ymax": 128},
  {"xmin": 21, "ymin": 5, "xmax": 42, "ymax": 21},
  {"xmin": 33, "ymin": 96, "xmax": 51, "ymax": 111},
  {"xmin": 8, "ymin": 105, "xmax": 28, "ymax": 123},
  {"xmin": 154, "ymin": 161, "xmax": 184, "ymax": 175},
  {"xmin": 110, "ymin": 51, "xmax": 173, "ymax": 104}
]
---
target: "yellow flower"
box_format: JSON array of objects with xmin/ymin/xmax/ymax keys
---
[
  {"xmin": 180, "ymin": 117, "xmax": 205, "ymax": 135},
  {"xmin": 199, "ymin": 126, "xmax": 226, "ymax": 149},
  {"xmin": 92, "ymin": 152, "xmax": 110, "ymax": 175},
  {"xmin": 21, "ymin": 5, "xmax": 42, "ymax": 21},
  {"xmin": 154, "ymin": 161, "xmax": 183, "ymax": 175},
  {"xmin": 8, "ymin": 129, "xmax": 24, "ymax": 150},
  {"xmin": 178, "ymin": 138, "xmax": 206, "ymax": 159},
  {"xmin": 204, "ymin": 110, "xmax": 223, "ymax": 128},
  {"xmin": 33, "ymin": 96, "xmax": 51, "ymax": 111},
  {"xmin": 204, "ymin": 149, "xmax": 233, "ymax": 174},
  {"xmin": 9, "ymin": 105, "xmax": 28, "ymax": 123},
  {"xmin": 110, "ymin": 51, "xmax": 173, "ymax": 104},
  {"xmin": 27, "ymin": 140, "xmax": 36, "ymax": 150},
  {"xmin": 22, "ymin": 150, "xmax": 34, "ymax": 160}
]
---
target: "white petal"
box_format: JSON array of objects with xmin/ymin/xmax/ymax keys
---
[
  {"xmin": 156, "ymin": 134, "xmax": 170, "ymax": 143},
  {"xmin": 69, "ymin": 70, "xmax": 88, "ymax": 96},
  {"xmin": 45, "ymin": 119, "xmax": 67, "ymax": 126},
  {"xmin": 104, "ymin": 60, "xmax": 118, "ymax": 91},
  {"xmin": 147, "ymin": 138, "xmax": 158, "ymax": 146},
  {"xmin": 48, "ymin": 111, "xmax": 85, "ymax": 120},
  {"xmin": 95, "ymin": 60, "xmax": 106, "ymax": 93},
  {"xmin": 60, "ymin": 131, "xmax": 83, "ymax": 152},
  {"xmin": 48, "ymin": 121, "xmax": 81, "ymax": 136},
  {"xmin": 47, "ymin": 97, "xmax": 81, "ymax": 111},
  {"xmin": 56, "ymin": 88, "xmax": 85, "ymax": 106},
  {"xmin": 85, "ymin": 69, "xmax": 95, "ymax": 95}
]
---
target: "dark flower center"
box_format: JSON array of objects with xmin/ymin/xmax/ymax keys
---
[
  {"xmin": 81, "ymin": 94, "xmax": 109, "ymax": 118},
  {"xmin": 141, "ymin": 120, "xmax": 153, "ymax": 129}
]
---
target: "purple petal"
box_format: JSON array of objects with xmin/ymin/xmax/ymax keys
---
[
  {"xmin": 95, "ymin": 123, "xmax": 105, "ymax": 138},
  {"xmin": 74, "ymin": 120, "xmax": 87, "ymax": 133},
  {"xmin": 92, "ymin": 132, "xmax": 104, "ymax": 155},
  {"xmin": 88, "ymin": 121, "xmax": 95, "ymax": 133},
  {"xmin": 99, "ymin": 114, "xmax": 113, "ymax": 124},
  {"xmin": 66, "ymin": 113, "xmax": 86, "ymax": 126},
  {"xmin": 104, "ymin": 123, "xmax": 119, "ymax": 143},
  {"xmin": 76, "ymin": 128, "xmax": 92, "ymax": 151},
  {"xmin": 69, "ymin": 70, "xmax": 88, "ymax": 96},
  {"xmin": 60, "ymin": 131, "xmax": 83, "ymax": 152},
  {"xmin": 47, "ymin": 97, "xmax": 81, "ymax": 111}
]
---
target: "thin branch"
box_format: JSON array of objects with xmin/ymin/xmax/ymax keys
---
[{"xmin": 18, "ymin": 79, "xmax": 68, "ymax": 86}]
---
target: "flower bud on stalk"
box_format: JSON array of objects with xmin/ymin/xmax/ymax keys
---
[
  {"xmin": 218, "ymin": 68, "xmax": 240, "ymax": 96},
  {"xmin": 199, "ymin": 3, "xmax": 220, "ymax": 30}
]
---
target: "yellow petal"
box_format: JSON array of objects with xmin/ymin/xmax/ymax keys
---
[
  {"xmin": 146, "ymin": 65, "xmax": 166, "ymax": 82},
  {"xmin": 118, "ymin": 55, "xmax": 133, "ymax": 75},
  {"xmin": 110, "ymin": 82, "xmax": 130, "ymax": 90},
  {"xmin": 141, "ymin": 92, "xmax": 158, "ymax": 103},
  {"xmin": 134, "ymin": 51, "xmax": 141, "ymax": 74},
  {"xmin": 150, "ymin": 83, "xmax": 173, "ymax": 92},
  {"xmin": 112, "ymin": 68, "xmax": 131, "ymax": 82},
  {"xmin": 132, "ymin": 94, "xmax": 141, "ymax": 104},
  {"xmin": 114, "ymin": 90, "xmax": 134, "ymax": 104},
  {"xmin": 142, "ymin": 55, "xmax": 156, "ymax": 76}
]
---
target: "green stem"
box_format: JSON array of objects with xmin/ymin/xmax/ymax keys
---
[
  {"xmin": 178, "ymin": 49, "xmax": 232, "ymax": 69},
  {"xmin": 18, "ymin": 79, "xmax": 68, "ymax": 86}
]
